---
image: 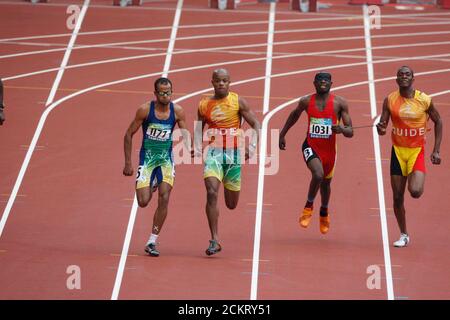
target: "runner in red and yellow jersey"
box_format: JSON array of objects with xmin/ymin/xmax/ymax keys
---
[
  {"xmin": 194, "ymin": 68, "xmax": 260, "ymax": 256},
  {"xmin": 279, "ymin": 72, "xmax": 353, "ymax": 235},
  {"xmin": 377, "ymin": 66, "xmax": 442, "ymax": 248}
]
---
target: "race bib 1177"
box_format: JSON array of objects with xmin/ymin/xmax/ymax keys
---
[{"xmin": 146, "ymin": 125, "xmax": 172, "ymax": 141}]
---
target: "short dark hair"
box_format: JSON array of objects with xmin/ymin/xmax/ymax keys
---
[
  {"xmin": 154, "ymin": 77, "xmax": 173, "ymax": 91},
  {"xmin": 397, "ymin": 66, "xmax": 414, "ymax": 77}
]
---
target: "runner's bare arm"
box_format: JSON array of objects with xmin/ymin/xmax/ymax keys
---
[
  {"xmin": 192, "ymin": 109, "xmax": 206, "ymax": 157},
  {"xmin": 174, "ymin": 104, "xmax": 191, "ymax": 153},
  {"xmin": 239, "ymin": 96, "xmax": 261, "ymax": 154},
  {"xmin": 123, "ymin": 103, "xmax": 148, "ymax": 176},
  {"xmin": 376, "ymin": 97, "xmax": 390, "ymax": 136},
  {"xmin": 279, "ymin": 96, "xmax": 308, "ymax": 150},
  {"xmin": 427, "ymin": 100, "xmax": 442, "ymax": 165},
  {"xmin": 332, "ymin": 96, "xmax": 353, "ymax": 137}
]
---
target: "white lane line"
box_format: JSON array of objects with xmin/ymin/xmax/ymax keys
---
[
  {"xmin": 5, "ymin": 38, "xmax": 450, "ymax": 82},
  {"xmin": 0, "ymin": 15, "xmax": 385, "ymax": 43},
  {"xmin": 4, "ymin": 38, "xmax": 450, "ymax": 73},
  {"xmin": 251, "ymin": 104, "xmax": 269, "ymax": 301},
  {"xmin": 15, "ymin": 7, "xmax": 449, "ymax": 45},
  {"xmin": 5, "ymin": 53, "xmax": 449, "ymax": 116},
  {"xmin": 110, "ymin": 197, "xmax": 138, "ymax": 301},
  {"xmin": 430, "ymin": 89, "xmax": 450, "ymax": 97},
  {"xmin": 263, "ymin": 2, "xmax": 275, "ymax": 115},
  {"xmin": 46, "ymin": 1, "xmax": 89, "ymax": 106},
  {"xmin": 0, "ymin": 0, "xmax": 90, "ymax": 238},
  {"xmin": 2, "ymin": 20, "xmax": 450, "ymax": 60},
  {"xmin": 4, "ymin": 29, "xmax": 450, "ymax": 55},
  {"xmin": 317, "ymin": 53, "xmax": 450, "ymax": 63},
  {"xmin": 371, "ymin": 116, "xmax": 393, "ymax": 300},
  {"xmin": 363, "ymin": 5, "xmax": 394, "ymax": 301},
  {"xmin": 251, "ymin": 1, "xmax": 276, "ymax": 301},
  {"xmin": 162, "ymin": 0, "xmax": 183, "ymax": 78},
  {"xmin": 0, "ymin": 16, "xmax": 369, "ymax": 43},
  {"xmin": 110, "ymin": 0, "xmax": 183, "ymax": 301},
  {"xmin": 363, "ymin": 5, "xmax": 377, "ymax": 120}
]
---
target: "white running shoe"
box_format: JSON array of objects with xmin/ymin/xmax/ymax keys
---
[{"xmin": 393, "ymin": 233, "xmax": 410, "ymax": 247}]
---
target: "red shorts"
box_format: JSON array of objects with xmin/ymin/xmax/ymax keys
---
[{"xmin": 302, "ymin": 139, "xmax": 336, "ymax": 179}]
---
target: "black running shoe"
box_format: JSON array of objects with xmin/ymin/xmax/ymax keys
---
[
  {"xmin": 145, "ymin": 243, "xmax": 160, "ymax": 257},
  {"xmin": 205, "ymin": 240, "xmax": 222, "ymax": 256}
]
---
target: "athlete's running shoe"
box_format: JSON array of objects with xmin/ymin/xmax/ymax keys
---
[
  {"xmin": 299, "ymin": 207, "xmax": 313, "ymax": 228},
  {"xmin": 393, "ymin": 233, "xmax": 410, "ymax": 248},
  {"xmin": 205, "ymin": 240, "xmax": 222, "ymax": 256},
  {"xmin": 319, "ymin": 215, "xmax": 330, "ymax": 234},
  {"xmin": 145, "ymin": 243, "xmax": 160, "ymax": 257}
]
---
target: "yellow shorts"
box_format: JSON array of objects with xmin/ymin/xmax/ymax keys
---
[{"xmin": 390, "ymin": 145, "xmax": 426, "ymax": 177}]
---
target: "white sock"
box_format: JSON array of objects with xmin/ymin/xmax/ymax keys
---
[{"xmin": 147, "ymin": 233, "xmax": 159, "ymax": 245}]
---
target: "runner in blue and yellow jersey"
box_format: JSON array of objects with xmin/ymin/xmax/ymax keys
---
[{"xmin": 123, "ymin": 77, "xmax": 189, "ymax": 257}]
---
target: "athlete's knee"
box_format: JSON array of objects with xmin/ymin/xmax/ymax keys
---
[
  {"xmin": 225, "ymin": 198, "xmax": 238, "ymax": 210},
  {"xmin": 158, "ymin": 192, "xmax": 170, "ymax": 206},
  {"xmin": 226, "ymin": 203, "xmax": 237, "ymax": 210},
  {"xmin": 312, "ymin": 170, "xmax": 324, "ymax": 182},
  {"xmin": 137, "ymin": 197, "xmax": 150, "ymax": 208},
  {"xmin": 206, "ymin": 187, "xmax": 219, "ymax": 203},
  {"xmin": 409, "ymin": 188, "xmax": 423, "ymax": 199}
]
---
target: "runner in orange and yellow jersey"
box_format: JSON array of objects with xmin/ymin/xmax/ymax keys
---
[
  {"xmin": 377, "ymin": 66, "xmax": 443, "ymax": 248},
  {"xmin": 194, "ymin": 68, "xmax": 260, "ymax": 256}
]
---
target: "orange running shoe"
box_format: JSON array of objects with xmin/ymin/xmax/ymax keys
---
[
  {"xmin": 320, "ymin": 215, "xmax": 330, "ymax": 234},
  {"xmin": 299, "ymin": 207, "xmax": 313, "ymax": 228}
]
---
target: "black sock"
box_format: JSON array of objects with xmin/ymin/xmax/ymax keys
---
[
  {"xmin": 305, "ymin": 200, "xmax": 313, "ymax": 209},
  {"xmin": 320, "ymin": 207, "xmax": 328, "ymax": 217}
]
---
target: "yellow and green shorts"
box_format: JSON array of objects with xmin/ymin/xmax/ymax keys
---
[
  {"xmin": 390, "ymin": 145, "xmax": 426, "ymax": 177},
  {"xmin": 203, "ymin": 147, "xmax": 241, "ymax": 191},
  {"xmin": 136, "ymin": 149, "xmax": 175, "ymax": 189}
]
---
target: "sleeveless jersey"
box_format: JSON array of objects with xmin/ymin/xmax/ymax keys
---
[
  {"xmin": 388, "ymin": 90, "xmax": 431, "ymax": 148},
  {"xmin": 198, "ymin": 91, "xmax": 242, "ymax": 149},
  {"xmin": 141, "ymin": 101, "xmax": 176, "ymax": 155},
  {"xmin": 306, "ymin": 94, "xmax": 338, "ymax": 154}
]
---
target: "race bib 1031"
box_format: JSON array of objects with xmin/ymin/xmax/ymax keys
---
[{"xmin": 309, "ymin": 117, "xmax": 332, "ymax": 138}]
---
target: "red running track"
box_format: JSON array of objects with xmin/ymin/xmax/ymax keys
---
[{"xmin": 0, "ymin": 0, "xmax": 449, "ymax": 300}]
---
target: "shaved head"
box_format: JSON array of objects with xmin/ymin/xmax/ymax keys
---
[
  {"xmin": 212, "ymin": 68, "xmax": 230, "ymax": 79},
  {"xmin": 211, "ymin": 68, "xmax": 231, "ymax": 99}
]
